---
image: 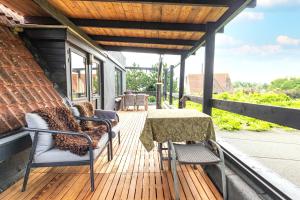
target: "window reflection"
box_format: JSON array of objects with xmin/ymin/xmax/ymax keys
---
[
  {"xmin": 71, "ymin": 51, "xmax": 87, "ymax": 99},
  {"xmin": 92, "ymin": 61, "xmax": 101, "ymax": 96},
  {"xmin": 115, "ymin": 68, "xmax": 122, "ymax": 96}
]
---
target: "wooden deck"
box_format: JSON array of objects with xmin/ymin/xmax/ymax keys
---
[{"xmin": 0, "ymin": 111, "xmax": 222, "ymax": 200}]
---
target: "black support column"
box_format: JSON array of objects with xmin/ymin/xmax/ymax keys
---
[
  {"xmin": 163, "ymin": 68, "xmax": 168, "ymax": 100},
  {"xmin": 178, "ymin": 56, "xmax": 186, "ymax": 108},
  {"xmin": 169, "ymin": 65, "xmax": 174, "ymax": 105},
  {"xmin": 202, "ymin": 23, "xmax": 216, "ymax": 115},
  {"xmin": 156, "ymin": 55, "xmax": 163, "ymax": 109}
]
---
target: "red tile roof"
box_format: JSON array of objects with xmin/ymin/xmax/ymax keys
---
[
  {"xmin": 186, "ymin": 73, "xmax": 233, "ymax": 95},
  {"xmin": 0, "ymin": 24, "xmax": 63, "ymax": 135}
]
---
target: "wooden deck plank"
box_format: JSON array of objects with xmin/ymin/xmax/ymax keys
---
[{"xmin": 0, "ymin": 110, "xmax": 222, "ymax": 200}]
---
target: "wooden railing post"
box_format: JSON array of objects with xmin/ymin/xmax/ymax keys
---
[
  {"xmin": 169, "ymin": 65, "xmax": 174, "ymax": 105},
  {"xmin": 202, "ymin": 23, "xmax": 215, "ymax": 115}
]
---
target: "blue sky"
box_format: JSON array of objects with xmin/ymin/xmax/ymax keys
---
[{"xmin": 124, "ymin": 0, "xmax": 300, "ymax": 83}]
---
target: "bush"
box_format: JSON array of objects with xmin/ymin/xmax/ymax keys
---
[
  {"xmin": 173, "ymin": 92, "xmax": 300, "ymax": 132},
  {"xmin": 148, "ymin": 96, "xmax": 156, "ymax": 103}
]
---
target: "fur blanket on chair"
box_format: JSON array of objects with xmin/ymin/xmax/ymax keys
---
[
  {"xmin": 74, "ymin": 102, "xmax": 117, "ymax": 130},
  {"xmin": 34, "ymin": 106, "xmax": 107, "ymax": 156}
]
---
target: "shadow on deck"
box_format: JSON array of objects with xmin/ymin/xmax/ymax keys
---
[{"xmin": 0, "ymin": 111, "xmax": 222, "ymax": 200}]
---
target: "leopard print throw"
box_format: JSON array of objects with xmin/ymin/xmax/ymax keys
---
[
  {"xmin": 34, "ymin": 106, "xmax": 107, "ymax": 156},
  {"xmin": 74, "ymin": 102, "xmax": 112, "ymax": 130}
]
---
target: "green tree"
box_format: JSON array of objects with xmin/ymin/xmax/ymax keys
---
[
  {"xmin": 269, "ymin": 78, "xmax": 300, "ymax": 98},
  {"xmin": 126, "ymin": 62, "xmax": 178, "ymax": 93}
]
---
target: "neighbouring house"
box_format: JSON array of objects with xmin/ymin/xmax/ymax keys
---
[{"xmin": 185, "ymin": 73, "xmax": 233, "ymax": 95}]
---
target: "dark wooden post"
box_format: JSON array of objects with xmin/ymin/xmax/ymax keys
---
[
  {"xmin": 163, "ymin": 68, "xmax": 168, "ymax": 100},
  {"xmin": 169, "ymin": 65, "xmax": 174, "ymax": 105},
  {"xmin": 202, "ymin": 23, "xmax": 216, "ymax": 115},
  {"xmin": 178, "ymin": 56, "xmax": 186, "ymax": 108},
  {"xmin": 156, "ymin": 55, "xmax": 163, "ymax": 109}
]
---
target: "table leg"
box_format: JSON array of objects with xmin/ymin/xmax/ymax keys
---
[
  {"xmin": 168, "ymin": 142, "xmax": 171, "ymax": 170},
  {"xmin": 158, "ymin": 143, "xmax": 164, "ymax": 170}
]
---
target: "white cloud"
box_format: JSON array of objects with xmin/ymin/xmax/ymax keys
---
[
  {"xmin": 216, "ymin": 34, "xmax": 282, "ymax": 56},
  {"xmin": 276, "ymin": 35, "xmax": 300, "ymax": 46},
  {"xmin": 236, "ymin": 11, "xmax": 265, "ymax": 21},
  {"xmin": 257, "ymin": 0, "xmax": 300, "ymax": 7},
  {"xmin": 231, "ymin": 44, "xmax": 281, "ymax": 55},
  {"xmin": 216, "ymin": 34, "xmax": 241, "ymax": 47}
]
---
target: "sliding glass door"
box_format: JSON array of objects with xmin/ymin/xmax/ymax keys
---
[{"xmin": 70, "ymin": 50, "xmax": 88, "ymax": 100}]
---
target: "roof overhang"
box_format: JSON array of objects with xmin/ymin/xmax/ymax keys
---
[{"xmin": 0, "ymin": 0, "xmax": 256, "ymax": 56}]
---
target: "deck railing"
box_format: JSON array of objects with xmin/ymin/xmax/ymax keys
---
[{"xmin": 179, "ymin": 95, "xmax": 300, "ymax": 130}]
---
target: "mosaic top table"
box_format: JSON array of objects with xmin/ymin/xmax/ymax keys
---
[{"xmin": 140, "ymin": 109, "xmax": 216, "ymax": 152}]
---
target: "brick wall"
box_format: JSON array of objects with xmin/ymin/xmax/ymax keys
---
[{"xmin": 0, "ymin": 25, "xmax": 63, "ymax": 136}]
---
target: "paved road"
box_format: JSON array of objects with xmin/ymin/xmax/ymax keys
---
[{"xmin": 216, "ymin": 129, "xmax": 300, "ymax": 188}]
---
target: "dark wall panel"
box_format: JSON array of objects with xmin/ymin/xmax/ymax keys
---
[{"xmin": 23, "ymin": 29, "xmax": 67, "ymax": 96}]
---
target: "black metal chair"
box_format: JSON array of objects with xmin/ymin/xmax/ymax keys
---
[
  {"xmin": 21, "ymin": 117, "xmax": 112, "ymax": 192},
  {"xmin": 168, "ymin": 140, "xmax": 227, "ymax": 200}
]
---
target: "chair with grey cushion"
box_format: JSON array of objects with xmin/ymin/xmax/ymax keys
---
[
  {"xmin": 70, "ymin": 106, "xmax": 121, "ymax": 160},
  {"xmin": 135, "ymin": 94, "xmax": 148, "ymax": 111},
  {"xmin": 123, "ymin": 94, "xmax": 136, "ymax": 110},
  {"xmin": 22, "ymin": 113, "xmax": 112, "ymax": 192},
  {"xmin": 168, "ymin": 140, "xmax": 227, "ymax": 200}
]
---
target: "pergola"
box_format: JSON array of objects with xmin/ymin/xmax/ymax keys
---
[{"xmin": 1, "ymin": 0, "xmax": 256, "ymax": 114}]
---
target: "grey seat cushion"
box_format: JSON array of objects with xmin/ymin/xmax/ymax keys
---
[
  {"xmin": 94, "ymin": 109, "xmax": 116, "ymax": 120},
  {"xmin": 174, "ymin": 143, "xmax": 220, "ymax": 164},
  {"xmin": 33, "ymin": 132, "xmax": 109, "ymax": 163}
]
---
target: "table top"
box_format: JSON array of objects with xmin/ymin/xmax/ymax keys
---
[
  {"xmin": 140, "ymin": 109, "xmax": 216, "ymax": 152},
  {"xmin": 147, "ymin": 109, "xmax": 210, "ymax": 119}
]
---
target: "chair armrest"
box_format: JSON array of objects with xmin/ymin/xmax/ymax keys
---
[
  {"xmin": 22, "ymin": 127, "xmax": 94, "ymax": 162},
  {"xmin": 22, "ymin": 127, "xmax": 93, "ymax": 146},
  {"xmin": 115, "ymin": 113, "xmax": 120, "ymax": 122},
  {"xmin": 75, "ymin": 116, "xmax": 111, "ymax": 131},
  {"xmin": 74, "ymin": 116, "xmax": 113, "ymax": 141},
  {"xmin": 94, "ymin": 109, "xmax": 117, "ymax": 120},
  {"xmin": 207, "ymin": 139, "xmax": 225, "ymax": 161}
]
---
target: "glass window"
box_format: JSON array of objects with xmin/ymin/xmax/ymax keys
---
[
  {"xmin": 92, "ymin": 60, "xmax": 101, "ymax": 96},
  {"xmin": 115, "ymin": 68, "xmax": 122, "ymax": 96},
  {"xmin": 71, "ymin": 51, "xmax": 87, "ymax": 99}
]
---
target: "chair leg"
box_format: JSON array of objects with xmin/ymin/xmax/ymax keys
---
[
  {"xmin": 218, "ymin": 162, "xmax": 227, "ymax": 200},
  {"xmin": 107, "ymin": 143, "xmax": 111, "ymax": 161},
  {"xmin": 110, "ymin": 139, "xmax": 113, "ymax": 160},
  {"xmin": 89, "ymin": 159, "xmax": 95, "ymax": 192},
  {"xmin": 171, "ymin": 153, "xmax": 179, "ymax": 200},
  {"xmin": 21, "ymin": 162, "xmax": 31, "ymax": 192},
  {"xmin": 118, "ymin": 131, "xmax": 121, "ymax": 144}
]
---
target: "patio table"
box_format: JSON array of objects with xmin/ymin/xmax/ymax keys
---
[{"xmin": 140, "ymin": 109, "xmax": 216, "ymax": 152}]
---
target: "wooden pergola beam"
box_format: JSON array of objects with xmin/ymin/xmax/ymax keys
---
[
  {"xmin": 102, "ymin": 45, "xmax": 186, "ymax": 55},
  {"xmin": 75, "ymin": 0, "xmax": 234, "ymax": 7},
  {"xmin": 72, "ymin": 18, "xmax": 206, "ymax": 32},
  {"xmin": 90, "ymin": 35, "xmax": 197, "ymax": 46},
  {"xmin": 25, "ymin": 16, "xmax": 207, "ymax": 32}
]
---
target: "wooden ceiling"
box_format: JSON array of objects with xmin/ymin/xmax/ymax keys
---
[{"xmin": 0, "ymin": 0, "xmax": 256, "ymax": 55}]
